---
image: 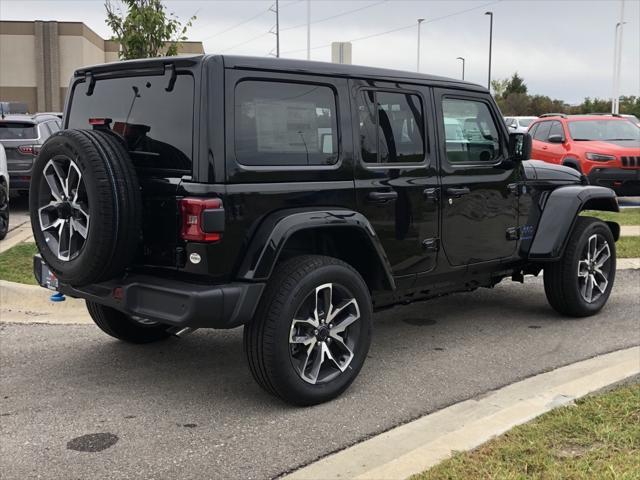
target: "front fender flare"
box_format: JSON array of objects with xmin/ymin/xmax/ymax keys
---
[
  {"xmin": 528, "ymin": 185, "xmax": 618, "ymax": 261},
  {"xmin": 236, "ymin": 208, "xmax": 396, "ymax": 289}
]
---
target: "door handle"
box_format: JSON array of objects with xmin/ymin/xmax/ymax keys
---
[
  {"xmin": 423, "ymin": 188, "xmax": 440, "ymax": 202},
  {"xmin": 446, "ymin": 187, "xmax": 470, "ymax": 198},
  {"xmin": 542, "ymin": 146, "xmax": 548, "ymax": 150},
  {"xmin": 367, "ymin": 191, "xmax": 398, "ymax": 203}
]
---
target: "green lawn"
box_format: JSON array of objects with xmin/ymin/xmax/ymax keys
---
[
  {"xmin": 581, "ymin": 208, "xmax": 640, "ymax": 225},
  {"xmin": 413, "ymin": 383, "xmax": 640, "ymax": 480},
  {"xmin": 617, "ymin": 236, "xmax": 640, "ymax": 259},
  {"xmin": 0, "ymin": 243, "xmax": 38, "ymax": 285}
]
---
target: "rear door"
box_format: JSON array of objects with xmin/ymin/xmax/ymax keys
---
[
  {"xmin": 435, "ymin": 89, "xmax": 519, "ymax": 266},
  {"xmin": 0, "ymin": 121, "xmax": 40, "ymax": 178},
  {"xmin": 351, "ymin": 79, "xmax": 439, "ymax": 281},
  {"xmin": 531, "ymin": 120, "xmax": 553, "ymax": 162}
]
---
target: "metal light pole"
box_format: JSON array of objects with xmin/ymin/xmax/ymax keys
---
[
  {"xmin": 276, "ymin": 0, "xmax": 280, "ymax": 57},
  {"xmin": 612, "ymin": 0, "xmax": 626, "ymax": 114},
  {"xmin": 306, "ymin": 0, "xmax": 311, "ymax": 60},
  {"xmin": 417, "ymin": 18, "xmax": 425, "ymax": 72},
  {"xmin": 456, "ymin": 56, "xmax": 465, "ymax": 80},
  {"xmin": 612, "ymin": 21, "xmax": 626, "ymax": 113},
  {"xmin": 485, "ymin": 11, "xmax": 493, "ymax": 90}
]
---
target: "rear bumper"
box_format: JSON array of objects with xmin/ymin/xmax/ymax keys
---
[
  {"xmin": 588, "ymin": 168, "xmax": 640, "ymax": 196},
  {"xmin": 33, "ymin": 256, "xmax": 264, "ymax": 329}
]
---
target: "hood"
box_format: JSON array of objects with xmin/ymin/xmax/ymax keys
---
[
  {"xmin": 523, "ymin": 160, "xmax": 584, "ymax": 185},
  {"xmin": 574, "ymin": 139, "xmax": 640, "ymax": 152}
]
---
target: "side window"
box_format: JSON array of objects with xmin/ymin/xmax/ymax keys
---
[
  {"xmin": 441, "ymin": 97, "xmax": 501, "ymax": 164},
  {"xmin": 533, "ymin": 121, "xmax": 551, "ymax": 141},
  {"xmin": 234, "ymin": 80, "xmax": 338, "ymax": 166},
  {"xmin": 548, "ymin": 121, "xmax": 564, "ymax": 140},
  {"xmin": 529, "ymin": 123, "xmax": 539, "ymax": 137},
  {"xmin": 357, "ymin": 90, "xmax": 425, "ymax": 164},
  {"xmin": 49, "ymin": 121, "xmax": 60, "ymax": 133}
]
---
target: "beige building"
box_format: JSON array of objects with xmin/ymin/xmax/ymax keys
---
[{"xmin": 0, "ymin": 20, "xmax": 204, "ymax": 113}]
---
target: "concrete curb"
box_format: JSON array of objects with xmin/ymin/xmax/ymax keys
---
[
  {"xmin": 283, "ymin": 346, "xmax": 640, "ymax": 480},
  {"xmin": 620, "ymin": 225, "xmax": 640, "ymax": 236},
  {"xmin": 0, "ymin": 225, "xmax": 34, "ymax": 254}
]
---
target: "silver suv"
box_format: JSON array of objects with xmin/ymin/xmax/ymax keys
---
[{"xmin": 0, "ymin": 113, "xmax": 61, "ymax": 194}]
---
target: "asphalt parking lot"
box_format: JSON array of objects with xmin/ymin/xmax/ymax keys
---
[{"xmin": 1, "ymin": 270, "xmax": 638, "ymax": 480}]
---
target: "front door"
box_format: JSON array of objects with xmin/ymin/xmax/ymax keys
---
[
  {"xmin": 352, "ymin": 80, "xmax": 439, "ymax": 280},
  {"xmin": 435, "ymin": 90, "xmax": 519, "ymax": 266}
]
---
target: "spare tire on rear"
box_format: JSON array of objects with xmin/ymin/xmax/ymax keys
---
[{"xmin": 29, "ymin": 129, "xmax": 141, "ymax": 287}]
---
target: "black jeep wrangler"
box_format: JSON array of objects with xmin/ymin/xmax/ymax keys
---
[{"xmin": 30, "ymin": 56, "xmax": 619, "ymax": 406}]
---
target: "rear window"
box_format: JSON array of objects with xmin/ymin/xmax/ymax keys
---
[
  {"xmin": 67, "ymin": 74, "xmax": 194, "ymax": 173},
  {"xmin": 0, "ymin": 122, "xmax": 38, "ymax": 140}
]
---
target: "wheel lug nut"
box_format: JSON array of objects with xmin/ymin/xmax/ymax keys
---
[{"xmin": 314, "ymin": 329, "xmax": 318, "ymax": 335}]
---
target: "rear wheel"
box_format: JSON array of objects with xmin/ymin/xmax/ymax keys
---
[
  {"xmin": 544, "ymin": 217, "xmax": 616, "ymax": 317},
  {"xmin": 86, "ymin": 301, "xmax": 171, "ymax": 344},
  {"xmin": 0, "ymin": 184, "xmax": 8, "ymax": 240},
  {"xmin": 244, "ymin": 255, "xmax": 372, "ymax": 406}
]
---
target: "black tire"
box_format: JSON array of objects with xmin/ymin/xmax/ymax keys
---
[
  {"xmin": 0, "ymin": 183, "xmax": 8, "ymax": 240},
  {"xmin": 29, "ymin": 129, "xmax": 141, "ymax": 286},
  {"xmin": 544, "ymin": 217, "xmax": 616, "ymax": 317},
  {"xmin": 244, "ymin": 255, "xmax": 372, "ymax": 406},
  {"xmin": 86, "ymin": 301, "xmax": 171, "ymax": 344}
]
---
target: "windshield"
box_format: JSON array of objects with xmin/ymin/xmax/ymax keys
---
[
  {"xmin": 568, "ymin": 120, "xmax": 640, "ymax": 141},
  {"xmin": 518, "ymin": 118, "xmax": 535, "ymax": 127},
  {"xmin": 0, "ymin": 122, "xmax": 38, "ymax": 140}
]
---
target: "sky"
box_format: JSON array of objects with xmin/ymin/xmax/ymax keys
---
[{"xmin": 1, "ymin": 0, "xmax": 638, "ymax": 104}]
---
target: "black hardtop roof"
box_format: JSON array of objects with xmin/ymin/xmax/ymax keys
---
[{"xmin": 74, "ymin": 54, "xmax": 486, "ymax": 91}]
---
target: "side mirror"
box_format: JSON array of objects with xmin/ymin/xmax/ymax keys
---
[
  {"xmin": 508, "ymin": 132, "xmax": 532, "ymax": 162},
  {"xmin": 547, "ymin": 134, "xmax": 564, "ymax": 144}
]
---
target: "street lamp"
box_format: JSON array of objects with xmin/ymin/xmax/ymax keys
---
[
  {"xmin": 417, "ymin": 18, "xmax": 425, "ymax": 72},
  {"xmin": 456, "ymin": 56, "xmax": 465, "ymax": 80},
  {"xmin": 612, "ymin": 20, "xmax": 627, "ymax": 113},
  {"xmin": 485, "ymin": 11, "xmax": 493, "ymax": 90}
]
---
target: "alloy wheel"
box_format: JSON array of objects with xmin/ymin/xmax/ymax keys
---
[
  {"xmin": 577, "ymin": 233, "xmax": 611, "ymax": 303},
  {"xmin": 37, "ymin": 156, "xmax": 90, "ymax": 261},
  {"xmin": 289, "ymin": 283, "xmax": 361, "ymax": 385}
]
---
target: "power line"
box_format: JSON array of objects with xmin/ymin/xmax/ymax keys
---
[
  {"xmin": 200, "ymin": 7, "xmax": 271, "ymax": 41},
  {"xmin": 282, "ymin": 0, "xmax": 501, "ymax": 55},
  {"xmin": 281, "ymin": 0, "xmax": 387, "ymax": 31}
]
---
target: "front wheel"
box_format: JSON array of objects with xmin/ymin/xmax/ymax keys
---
[
  {"xmin": 244, "ymin": 255, "xmax": 372, "ymax": 406},
  {"xmin": 544, "ymin": 217, "xmax": 616, "ymax": 317}
]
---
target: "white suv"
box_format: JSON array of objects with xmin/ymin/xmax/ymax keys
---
[
  {"xmin": 0, "ymin": 142, "xmax": 9, "ymax": 239},
  {"xmin": 504, "ymin": 116, "xmax": 538, "ymax": 133}
]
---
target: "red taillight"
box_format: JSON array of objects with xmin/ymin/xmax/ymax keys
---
[
  {"xmin": 179, "ymin": 197, "xmax": 222, "ymax": 242},
  {"xmin": 17, "ymin": 145, "xmax": 39, "ymax": 156},
  {"xmin": 88, "ymin": 118, "xmax": 111, "ymax": 126}
]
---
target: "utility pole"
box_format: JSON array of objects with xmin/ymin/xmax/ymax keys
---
[
  {"xmin": 306, "ymin": 0, "xmax": 311, "ymax": 60},
  {"xmin": 457, "ymin": 57, "xmax": 465, "ymax": 80},
  {"xmin": 416, "ymin": 18, "xmax": 424, "ymax": 72},
  {"xmin": 612, "ymin": 0, "xmax": 626, "ymax": 114},
  {"xmin": 485, "ymin": 11, "xmax": 493, "ymax": 90},
  {"xmin": 612, "ymin": 21, "xmax": 626, "ymax": 113}
]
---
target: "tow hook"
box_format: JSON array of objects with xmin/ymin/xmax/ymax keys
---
[{"xmin": 167, "ymin": 326, "xmax": 198, "ymax": 338}]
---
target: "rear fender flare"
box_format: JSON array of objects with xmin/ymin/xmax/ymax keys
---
[
  {"xmin": 528, "ymin": 185, "xmax": 618, "ymax": 261},
  {"xmin": 236, "ymin": 209, "xmax": 395, "ymax": 289}
]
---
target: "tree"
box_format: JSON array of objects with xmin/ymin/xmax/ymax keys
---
[
  {"xmin": 491, "ymin": 78, "xmax": 509, "ymax": 100},
  {"xmin": 105, "ymin": 0, "xmax": 196, "ymax": 60},
  {"xmin": 505, "ymin": 72, "xmax": 528, "ymax": 96}
]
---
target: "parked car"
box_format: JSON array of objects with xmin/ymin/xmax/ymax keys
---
[
  {"xmin": 0, "ymin": 101, "xmax": 29, "ymax": 115},
  {"xmin": 528, "ymin": 113, "xmax": 640, "ymax": 196},
  {"xmin": 0, "ymin": 113, "xmax": 62, "ymax": 194},
  {"xmin": 0, "ymin": 143, "xmax": 8, "ymax": 239},
  {"xmin": 30, "ymin": 55, "xmax": 620, "ymax": 405},
  {"xmin": 505, "ymin": 116, "xmax": 538, "ymax": 133},
  {"xmin": 620, "ymin": 114, "xmax": 640, "ymax": 127}
]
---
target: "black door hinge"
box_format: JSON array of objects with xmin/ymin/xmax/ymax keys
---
[
  {"xmin": 506, "ymin": 227, "xmax": 520, "ymax": 241},
  {"xmin": 422, "ymin": 238, "xmax": 439, "ymax": 252}
]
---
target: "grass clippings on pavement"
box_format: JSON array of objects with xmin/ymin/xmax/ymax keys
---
[
  {"xmin": 0, "ymin": 242, "xmax": 38, "ymax": 285},
  {"xmin": 413, "ymin": 383, "xmax": 640, "ymax": 480},
  {"xmin": 582, "ymin": 208, "xmax": 640, "ymax": 226}
]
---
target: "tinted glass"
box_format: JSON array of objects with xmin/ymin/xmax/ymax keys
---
[
  {"xmin": 68, "ymin": 74, "xmax": 194, "ymax": 173},
  {"xmin": 548, "ymin": 121, "xmax": 564, "ymax": 139},
  {"xmin": 48, "ymin": 120, "xmax": 60, "ymax": 133},
  {"xmin": 529, "ymin": 123, "xmax": 539, "ymax": 136},
  {"xmin": 442, "ymin": 98, "xmax": 500, "ymax": 164},
  {"xmin": 518, "ymin": 118, "xmax": 534, "ymax": 127},
  {"xmin": 235, "ymin": 81, "xmax": 338, "ymax": 166},
  {"xmin": 0, "ymin": 122, "xmax": 38, "ymax": 140},
  {"xmin": 533, "ymin": 121, "xmax": 551, "ymax": 141},
  {"xmin": 568, "ymin": 119, "xmax": 640, "ymax": 141},
  {"xmin": 357, "ymin": 90, "xmax": 424, "ymax": 163}
]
